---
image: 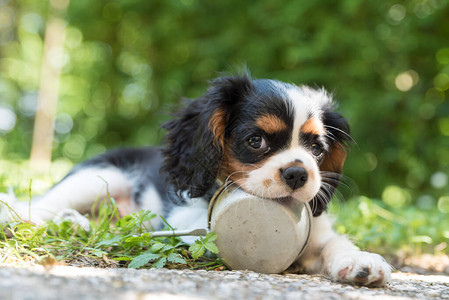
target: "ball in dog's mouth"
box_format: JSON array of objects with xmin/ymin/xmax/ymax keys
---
[{"xmin": 208, "ymin": 183, "xmax": 313, "ymax": 274}]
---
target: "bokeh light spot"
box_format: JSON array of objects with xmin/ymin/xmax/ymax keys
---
[
  {"xmin": 18, "ymin": 92, "xmax": 38, "ymax": 117},
  {"xmin": 436, "ymin": 48, "xmax": 449, "ymax": 65},
  {"xmin": 0, "ymin": 105, "xmax": 16, "ymax": 133},
  {"xmin": 438, "ymin": 196, "xmax": 449, "ymax": 213},
  {"xmin": 388, "ymin": 4, "xmax": 406, "ymax": 23},
  {"xmin": 430, "ymin": 171, "xmax": 448, "ymax": 189},
  {"xmin": 395, "ymin": 70, "xmax": 419, "ymax": 92},
  {"xmin": 65, "ymin": 27, "xmax": 83, "ymax": 49},
  {"xmin": 414, "ymin": 2, "xmax": 435, "ymax": 19},
  {"xmin": 20, "ymin": 13, "xmax": 43, "ymax": 34},
  {"xmin": 425, "ymin": 88, "xmax": 445, "ymax": 103},
  {"xmin": 123, "ymin": 83, "xmax": 146, "ymax": 103},
  {"xmin": 117, "ymin": 52, "xmax": 151, "ymax": 76},
  {"xmin": 375, "ymin": 24, "xmax": 391, "ymax": 40},
  {"xmin": 48, "ymin": 46, "xmax": 69, "ymax": 69},
  {"xmin": 433, "ymin": 73, "xmax": 449, "ymax": 91},
  {"xmin": 382, "ymin": 185, "xmax": 411, "ymax": 208},
  {"xmin": 55, "ymin": 113, "xmax": 73, "ymax": 134},
  {"xmin": 63, "ymin": 135, "xmax": 86, "ymax": 160},
  {"xmin": 416, "ymin": 195, "xmax": 435, "ymax": 210}
]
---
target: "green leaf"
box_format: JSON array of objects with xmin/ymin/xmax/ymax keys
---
[
  {"xmin": 187, "ymin": 232, "xmax": 219, "ymax": 259},
  {"xmin": 167, "ymin": 253, "xmax": 187, "ymax": 264},
  {"xmin": 128, "ymin": 252, "xmax": 162, "ymax": 269},
  {"xmin": 204, "ymin": 232, "xmax": 218, "ymax": 242},
  {"xmin": 152, "ymin": 257, "xmax": 167, "ymax": 269},
  {"xmin": 91, "ymin": 249, "xmax": 107, "ymax": 257},
  {"xmin": 97, "ymin": 235, "xmax": 122, "ymax": 247},
  {"xmin": 112, "ymin": 256, "xmax": 132, "ymax": 261},
  {"xmin": 161, "ymin": 244, "xmax": 175, "ymax": 252},
  {"xmin": 204, "ymin": 242, "xmax": 219, "ymax": 254},
  {"xmin": 189, "ymin": 242, "xmax": 205, "ymax": 259},
  {"xmin": 151, "ymin": 242, "xmax": 165, "ymax": 253},
  {"xmin": 123, "ymin": 236, "xmax": 144, "ymax": 247},
  {"xmin": 138, "ymin": 210, "xmax": 156, "ymax": 222}
]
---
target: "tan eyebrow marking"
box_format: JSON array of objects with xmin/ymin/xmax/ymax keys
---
[
  {"xmin": 300, "ymin": 117, "xmax": 326, "ymax": 135},
  {"xmin": 255, "ymin": 114, "xmax": 288, "ymax": 134}
]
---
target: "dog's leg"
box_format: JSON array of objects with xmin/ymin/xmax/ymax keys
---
[
  {"xmin": 165, "ymin": 197, "xmax": 209, "ymax": 244},
  {"xmin": 0, "ymin": 167, "xmax": 133, "ymax": 225},
  {"xmin": 298, "ymin": 213, "xmax": 392, "ymax": 287}
]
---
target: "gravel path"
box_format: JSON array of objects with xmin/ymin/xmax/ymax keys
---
[{"xmin": 0, "ymin": 266, "xmax": 448, "ymax": 300}]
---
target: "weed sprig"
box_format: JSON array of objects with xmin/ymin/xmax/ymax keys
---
[{"xmin": 0, "ymin": 197, "xmax": 223, "ymax": 270}]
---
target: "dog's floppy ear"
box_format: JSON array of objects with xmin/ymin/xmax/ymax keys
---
[
  {"xmin": 162, "ymin": 74, "xmax": 254, "ymax": 198},
  {"xmin": 310, "ymin": 110, "xmax": 351, "ymax": 216}
]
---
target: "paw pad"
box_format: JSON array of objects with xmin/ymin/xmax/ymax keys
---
[{"xmin": 330, "ymin": 251, "xmax": 391, "ymax": 287}]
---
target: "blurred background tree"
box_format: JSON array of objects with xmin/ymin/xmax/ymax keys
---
[{"xmin": 0, "ymin": 0, "xmax": 448, "ymax": 214}]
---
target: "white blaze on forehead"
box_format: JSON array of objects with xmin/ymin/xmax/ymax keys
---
[
  {"xmin": 286, "ymin": 86, "xmax": 333, "ymax": 148},
  {"xmin": 287, "ymin": 88, "xmax": 312, "ymax": 148}
]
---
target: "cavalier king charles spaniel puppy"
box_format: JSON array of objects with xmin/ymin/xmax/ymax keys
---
[{"xmin": 1, "ymin": 73, "xmax": 391, "ymax": 286}]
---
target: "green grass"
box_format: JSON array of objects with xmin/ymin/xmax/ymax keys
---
[
  {"xmin": 0, "ymin": 195, "xmax": 223, "ymax": 270},
  {"xmin": 330, "ymin": 196, "xmax": 449, "ymax": 258},
  {"xmin": 0, "ymin": 162, "xmax": 223, "ymax": 269},
  {"xmin": 1, "ymin": 160, "xmax": 448, "ymax": 269}
]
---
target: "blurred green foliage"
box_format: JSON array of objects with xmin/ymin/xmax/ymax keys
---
[
  {"xmin": 0, "ymin": 0, "xmax": 448, "ymax": 211},
  {"xmin": 330, "ymin": 196, "xmax": 449, "ymax": 256}
]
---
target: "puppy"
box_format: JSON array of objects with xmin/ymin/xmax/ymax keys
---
[{"xmin": 1, "ymin": 73, "xmax": 391, "ymax": 286}]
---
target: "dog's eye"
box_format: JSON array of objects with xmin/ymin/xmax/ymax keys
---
[
  {"xmin": 248, "ymin": 135, "xmax": 266, "ymax": 149},
  {"xmin": 311, "ymin": 143, "xmax": 323, "ymax": 156}
]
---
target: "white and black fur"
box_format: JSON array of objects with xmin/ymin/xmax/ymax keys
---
[{"xmin": 1, "ymin": 73, "xmax": 391, "ymax": 286}]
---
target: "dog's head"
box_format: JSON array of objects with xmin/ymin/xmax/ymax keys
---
[{"xmin": 162, "ymin": 73, "xmax": 351, "ymax": 216}]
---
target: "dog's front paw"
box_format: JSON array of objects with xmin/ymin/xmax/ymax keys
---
[{"xmin": 328, "ymin": 251, "xmax": 392, "ymax": 287}]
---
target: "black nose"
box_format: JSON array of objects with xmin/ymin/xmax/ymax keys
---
[{"xmin": 280, "ymin": 167, "xmax": 308, "ymax": 190}]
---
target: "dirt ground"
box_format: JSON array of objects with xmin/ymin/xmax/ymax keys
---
[
  {"xmin": 1, "ymin": 252, "xmax": 448, "ymax": 299},
  {"xmin": 0, "ymin": 264, "xmax": 448, "ymax": 300}
]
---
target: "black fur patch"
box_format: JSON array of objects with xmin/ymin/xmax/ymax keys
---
[
  {"xmin": 162, "ymin": 74, "xmax": 255, "ymax": 198},
  {"xmin": 227, "ymin": 80, "xmax": 295, "ymax": 164}
]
